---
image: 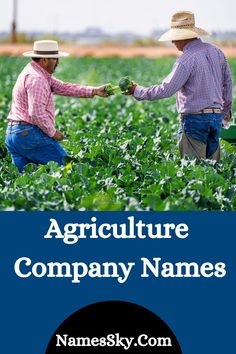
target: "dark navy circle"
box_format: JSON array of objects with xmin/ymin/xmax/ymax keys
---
[{"xmin": 46, "ymin": 300, "xmax": 182, "ymax": 353}]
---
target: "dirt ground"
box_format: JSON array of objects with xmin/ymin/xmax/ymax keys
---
[{"xmin": 1, "ymin": 44, "xmax": 236, "ymax": 58}]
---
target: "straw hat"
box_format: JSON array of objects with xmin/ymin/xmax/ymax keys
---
[
  {"xmin": 159, "ymin": 11, "xmax": 209, "ymax": 41},
  {"xmin": 23, "ymin": 40, "xmax": 69, "ymax": 58}
]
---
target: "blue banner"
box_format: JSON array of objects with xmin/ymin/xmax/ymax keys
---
[{"xmin": 1, "ymin": 212, "xmax": 235, "ymax": 353}]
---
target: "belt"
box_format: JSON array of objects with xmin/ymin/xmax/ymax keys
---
[
  {"xmin": 8, "ymin": 121, "xmax": 31, "ymax": 126},
  {"xmin": 183, "ymin": 108, "xmax": 222, "ymax": 115}
]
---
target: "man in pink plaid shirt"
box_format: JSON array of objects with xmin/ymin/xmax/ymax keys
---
[{"xmin": 6, "ymin": 40, "xmax": 108, "ymax": 172}]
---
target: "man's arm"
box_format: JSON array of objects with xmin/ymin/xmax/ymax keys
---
[
  {"xmin": 51, "ymin": 77, "xmax": 108, "ymax": 98},
  {"xmin": 222, "ymin": 60, "xmax": 233, "ymax": 120},
  {"xmin": 132, "ymin": 61, "xmax": 190, "ymax": 101}
]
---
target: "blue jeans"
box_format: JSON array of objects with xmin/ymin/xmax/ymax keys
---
[
  {"xmin": 178, "ymin": 113, "xmax": 223, "ymax": 158},
  {"xmin": 5, "ymin": 124, "xmax": 67, "ymax": 172}
]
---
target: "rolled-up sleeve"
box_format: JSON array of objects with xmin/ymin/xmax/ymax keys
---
[
  {"xmin": 51, "ymin": 77, "xmax": 94, "ymax": 98},
  {"xmin": 134, "ymin": 62, "xmax": 190, "ymax": 101}
]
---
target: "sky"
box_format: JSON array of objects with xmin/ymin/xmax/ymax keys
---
[{"xmin": 1, "ymin": 0, "xmax": 236, "ymax": 35}]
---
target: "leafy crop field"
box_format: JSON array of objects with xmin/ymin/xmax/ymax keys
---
[{"xmin": 0, "ymin": 56, "xmax": 236, "ymax": 210}]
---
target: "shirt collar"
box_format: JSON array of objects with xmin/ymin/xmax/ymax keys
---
[
  {"xmin": 30, "ymin": 60, "xmax": 52, "ymax": 80},
  {"xmin": 183, "ymin": 38, "xmax": 202, "ymax": 52}
]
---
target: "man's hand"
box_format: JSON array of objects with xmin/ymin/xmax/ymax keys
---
[
  {"xmin": 53, "ymin": 130, "xmax": 64, "ymax": 141},
  {"xmin": 93, "ymin": 85, "xmax": 109, "ymax": 97},
  {"xmin": 222, "ymin": 111, "xmax": 232, "ymax": 129},
  {"xmin": 224, "ymin": 111, "xmax": 231, "ymax": 123},
  {"xmin": 125, "ymin": 82, "xmax": 137, "ymax": 95}
]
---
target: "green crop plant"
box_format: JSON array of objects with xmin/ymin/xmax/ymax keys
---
[
  {"xmin": 105, "ymin": 83, "xmax": 120, "ymax": 96},
  {"xmin": 119, "ymin": 76, "xmax": 132, "ymax": 93},
  {"xmin": 0, "ymin": 56, "xmax": 236, "ymax": 211}
]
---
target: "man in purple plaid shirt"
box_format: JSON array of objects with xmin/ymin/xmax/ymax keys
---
[{"xmin": 128, "ymin": 11, "xmax": 233, "ymax": 162}]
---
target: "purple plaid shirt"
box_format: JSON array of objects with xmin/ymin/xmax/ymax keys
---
[{"xmin": 134, "ymin": 39, "xmax": 232, "ymax": 117}]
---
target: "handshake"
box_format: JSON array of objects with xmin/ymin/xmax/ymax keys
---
[{"xmin": 93, "ymin": 77, "xmax": 137, "ymax": 97}]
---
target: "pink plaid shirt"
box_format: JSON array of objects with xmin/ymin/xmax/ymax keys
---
[{"xmin": 8, "ymin": 61, "xmax": 94, "ymax": 137}]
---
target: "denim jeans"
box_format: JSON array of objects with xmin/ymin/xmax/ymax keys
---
[
  {"xmin": 5, "ymin": 124, "xmax": 67, "ymax": 172},
  {"xmin": 178, "ymin": 113, "xmax": 223, "ymax": 158}
]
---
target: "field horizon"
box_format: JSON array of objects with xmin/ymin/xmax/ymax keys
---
[{"xmin": 1, "ymin": 43, "xmax": 236, "ymax": 58}]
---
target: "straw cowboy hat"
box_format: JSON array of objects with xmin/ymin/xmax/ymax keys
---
[
  {"xmin": 159, "ymin": 11, "xmax": 209, "ymax": 41},
  {"xmin": 23, "ymin": 40, "xmax": 69, "ymax": 58}
]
